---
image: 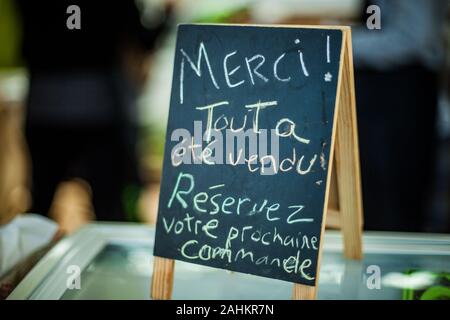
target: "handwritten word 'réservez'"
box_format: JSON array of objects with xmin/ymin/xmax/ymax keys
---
[{"xmin": 168, "ymin": 172, "xmax": 314, "ymax": 224}]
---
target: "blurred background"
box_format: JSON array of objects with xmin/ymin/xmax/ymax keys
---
[{"xmin": 1, "ymin": 0, "xmax": 450, "ymax": 237}]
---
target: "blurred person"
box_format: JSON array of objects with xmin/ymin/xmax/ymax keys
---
[
  {"xmin": 0, "ymin": 94, "xmax": 62, "ymax": 300},
  {"xmin": 352, "ymin": 0, "xmax": 447, "ymax": 231},
  {"xmin": 0, "ymin": 92, "xmax": 30, "ymax": 227},
  {"xmin": 16, "ymin": 0, "xmax": 172, "ymax": 221}
]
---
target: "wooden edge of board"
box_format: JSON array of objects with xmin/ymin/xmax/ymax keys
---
[
  {"xmin": 151, "ymin": 256, "xmax": 175, "ymax": 300},
  {"xmin": 334, "ymin": 28, "xmax": 363, "ymax": 261},
  {"xmin": 344, "ymin": 28, "xmax": 364, "ymax": 230},
  {"xmin": 181, "ymin": 23, "xmax": 352, "ymax": 32}
]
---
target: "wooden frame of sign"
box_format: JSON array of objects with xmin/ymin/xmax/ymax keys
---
[{"xmin": 151, "ymin": 24, "xmax": 363, "ymax": 300}]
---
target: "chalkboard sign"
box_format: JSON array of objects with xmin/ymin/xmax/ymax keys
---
[{"xmin": 152, "ymin": 24, "xmax": 363, "ymax": 300}]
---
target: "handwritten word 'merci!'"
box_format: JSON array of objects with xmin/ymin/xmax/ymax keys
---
[{"xmin": 179, "ymin": 42, "xmax": 313, "ymax": 104}]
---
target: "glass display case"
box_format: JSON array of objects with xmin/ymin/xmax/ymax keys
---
[{"xmin": 7, "ymin": 223, "xmax": 450, "ymax": 300}]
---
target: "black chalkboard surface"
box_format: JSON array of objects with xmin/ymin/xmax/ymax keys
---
[{"xmin": 154, "ymin": 24, "xmax": 344, "ymax": 286}]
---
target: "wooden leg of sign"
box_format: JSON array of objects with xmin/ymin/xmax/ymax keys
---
[
  {"xmin": 334, "ymin": 29, "xmax": 363, "ymax": 260},
  {"xmin": 292, "ymin": 284, "xmax": 316, "ymax": 300},
  {"xmin": 151, "ymin": 257, "xmax": 175, "ymax": 300}
]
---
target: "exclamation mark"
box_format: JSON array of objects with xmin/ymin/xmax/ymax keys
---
[
  {"xmin": 326, "ymin": 35, "xmax": 331, "ymax": 63},
  {"xmin": 324, "ymin": 35, "xmax": 332, "ymax": 82}
]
